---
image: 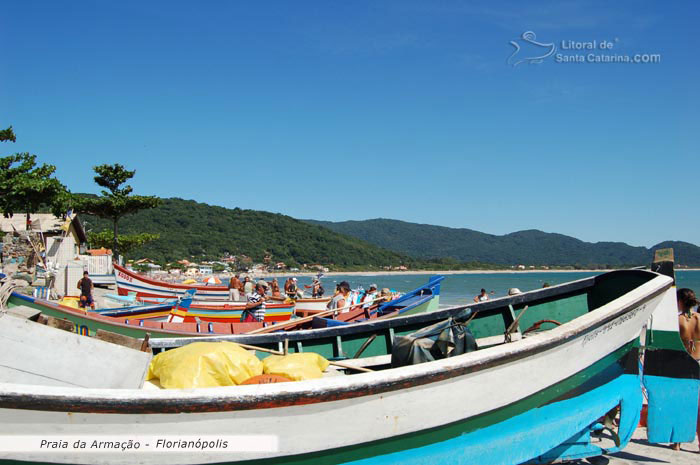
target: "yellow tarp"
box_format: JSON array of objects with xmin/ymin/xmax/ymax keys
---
[
  {"xmin": 262, "ymin": 353, "xmax": 329, "ymax": 381},
  {"xmin": 147, "ymin": 342, "xmax": 263, "ymax": 389},
  {"xmin": 58, "ymin": 297, "xmax": 80, "ymax": 309}
]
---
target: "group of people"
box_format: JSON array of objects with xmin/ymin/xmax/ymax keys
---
[
  {"xmin": 226, "ymin": 274, "xmax": 330, "ymax": 322},
  {"xmin": 326, "ymin": 282, "xmax": 393, "ymax": 313},
  {"xmin": 226, "ymin": 275, "xmax": 279, "ymax": 322},
  {"xmin": 228, "ymin": 274, "xmax": 284, "ymax": 301}
]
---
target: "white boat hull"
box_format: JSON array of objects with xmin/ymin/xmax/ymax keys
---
[{"xmin": 0, "ymin": 275, "xmax": 670, "ymax": 465}]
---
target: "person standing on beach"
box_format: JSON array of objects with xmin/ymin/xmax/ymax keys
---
[
  {"xmin": 678, "ymin": 288, "xmax": 700, "ymax": 357},
  {"xmin": 77, "ymin": 271, "xmax": 95, "ymax": 310},
  {"xmin": 675, "ymin": 287, "xmax": 700, "ymax": 452},
  {"xmin": 474, "ymin": 288, "xmax": 489, "ymax": 303},
  {"xmin": 228, "ymin": 274, "xmax": 242, "ymax": 301}
]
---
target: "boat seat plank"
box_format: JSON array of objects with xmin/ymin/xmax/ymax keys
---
[
  {"xmin": 5, "ymin": 305, "xmax": 42, "ymax": 321},
  {"xmin": 0, "ymin": 314, "xmax": 151, "ymax": 389}
]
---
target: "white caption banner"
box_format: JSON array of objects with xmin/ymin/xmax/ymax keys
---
[{"xmin": 0, "ymin": 435, "xmax": 279, "ymax": 453}]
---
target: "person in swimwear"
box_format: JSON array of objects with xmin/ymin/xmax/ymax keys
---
[
  {"xmin": 678, "ymin": 288, "xmax": 700, "ymax": 357},
  {"xmin": 473, "ymin": 288, "xmax": 489, "ymax": 303},
  {"xmin": 675, "ymin": 288, "xmax": 699, "ymax": 451}
]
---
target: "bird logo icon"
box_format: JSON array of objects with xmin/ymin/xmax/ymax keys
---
[{"xmin": 508, "ymin": 31, "xmax": 556, "ymax": 67}]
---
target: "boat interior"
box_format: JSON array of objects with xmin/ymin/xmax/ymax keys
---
[{"xmin": 150, "ymin": 270, "xmax": 660, "ymax": 372}]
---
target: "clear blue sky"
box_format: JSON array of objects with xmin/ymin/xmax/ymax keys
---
[{"xmin": 2, "ymin": 1, "xmax": 698, "ymax": 247}]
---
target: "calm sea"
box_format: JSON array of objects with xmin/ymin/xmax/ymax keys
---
[{"xmin": 268, "ymin": 270, "xmax": 700, "ymax": 307}]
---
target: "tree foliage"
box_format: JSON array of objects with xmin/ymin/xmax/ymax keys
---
[
  {"xmin": 93, "ymin": 164, "xmax": 136, "ymax": 196},
  {"xmin": 0, "ymin": 126, "xmax": 16, "ymax": 142},
  {"xmin": 82, "ymin": 198, "xmax": 415, "ymax": 266},
  {"xmin": 74, "ymin": 164, "xmax": 160, "ymax": 256},
  {"xmin": 87, "ymin": 230, "xmax": 160, "ymax": 255},
  {"xmin": 0, "ymin": 128, "xmax": 67, "ymax": 222},
  {"xmin": 0, "ymin": 153, "xmax": 68, "ymax": 221}
]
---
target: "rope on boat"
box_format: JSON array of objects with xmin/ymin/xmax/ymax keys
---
[{"xmin": 0, "ymin": 278, "xmax": 28, "ymax": 312}]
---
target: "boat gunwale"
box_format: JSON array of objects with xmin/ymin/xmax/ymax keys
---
[
  {"xmin": 0, "ymin": 271, "xmax": 672, "ymax": 414},
  {"xmin": 8, "ymin": 293, "xmax": 219, "ymax": 337}
]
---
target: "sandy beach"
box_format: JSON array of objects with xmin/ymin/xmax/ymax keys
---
[{"xmin": 576, "ymin": 427, "xmax": 699, "ymax": 464}]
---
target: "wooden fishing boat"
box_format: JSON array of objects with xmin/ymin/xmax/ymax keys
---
[
  {"xmin": 115, "ymin": 263, "xmax": 230, "ymax": 301},
  {"xmin": 311, "ymin": 275, "xmax": 443, "ymax": 327},
  {"xmin": 5, "ymin": 276, "xmax": 442, "ymax": 338},
  {"xmin": 97, "ymin": 300, "xmax": 297, "ymax": 323},
  {"xmin": 117, "ymin": 264, "xmax": 335, "ymax": 313},
  {"xmin": 167, "ymin": 302, "xmax": 296, "ymax": 323},
  {"xmin": 137, "ymin": 294, "xmax": 331, "ymax": 316},
  {"xmin": 1, "ymin": 259, "xmax": 696, "ymax": 465},
  {"xmin": 6, "ymin": 292, "xmax": 266, "ymax": 337}
]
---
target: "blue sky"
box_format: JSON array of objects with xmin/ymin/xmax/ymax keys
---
[{"xmin": 2, "ymin": 1, "xmax": 698, "ymax": 247}]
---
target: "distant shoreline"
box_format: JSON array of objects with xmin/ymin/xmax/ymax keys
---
[
  {"xmin": 253, "ymin": 269, "xmax": 606, "ymax": 278},
  {"xmin": 247, "ymin": 268, "xmax": 700, "ymax": 278}
]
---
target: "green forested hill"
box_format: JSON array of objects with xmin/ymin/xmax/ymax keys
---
[
  {"xmin": 82, "ymin": 198, "xmax": 412, "ymax": 267},
  {"xmin": 305, "ymin": 218, "xmax": 700, "ymax": 266},
  {"xmin": 81, "ymin": 199, "xmax": 700, "ymax": 267}
]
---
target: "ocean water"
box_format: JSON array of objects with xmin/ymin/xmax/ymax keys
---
[{"xmin": 270, "ymin": 270, "xmax": 700, "ymax": 307}]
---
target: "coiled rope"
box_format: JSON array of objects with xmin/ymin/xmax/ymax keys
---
[{"xmin": 0, "ymin": 278, "xmax": 28, "ymax": 311}]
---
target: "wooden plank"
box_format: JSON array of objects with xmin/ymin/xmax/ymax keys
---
[
  {"xmin": 37, "ymin": 314, "xmax": 75, "ymax": 332},
  {"xmin": 94, "ymin": 329, "xmax": 151, "ymax": 353},
  {"xmin": 5, "ymin": 305, "xmax": 42, "ymax": 322},
  {"xmin": 504, "ymin": 305, "xmax": 518, "ymax": 333},
  {"xmin": 0, "ymin": 314, "xmax": 151, "ymax": 389}
]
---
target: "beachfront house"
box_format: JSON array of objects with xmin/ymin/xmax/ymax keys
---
[
  {"xmin": 0, "ymin": 213, "xmax": 86, "ymax": 264},
  {"xmin": 0, "ymin": 213, "xmax": 116, "ymax": 294}
]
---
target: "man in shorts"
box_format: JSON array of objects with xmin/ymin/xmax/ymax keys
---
[
  {"xmin": 228, "ymin": 274, "xmax": 242, "ymax": 301},
  {"xmin": 77, "ymin": 271, "xmax": 95, "ymax": 310}
]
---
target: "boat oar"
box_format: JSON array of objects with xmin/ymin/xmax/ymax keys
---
[
  {"xmin": 244, "ymin": 296, "xmax": 386, "ymax": 335},
  {"xmin": 233, "ymin": 341, "xmax": 373, "ymax": 372}
]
